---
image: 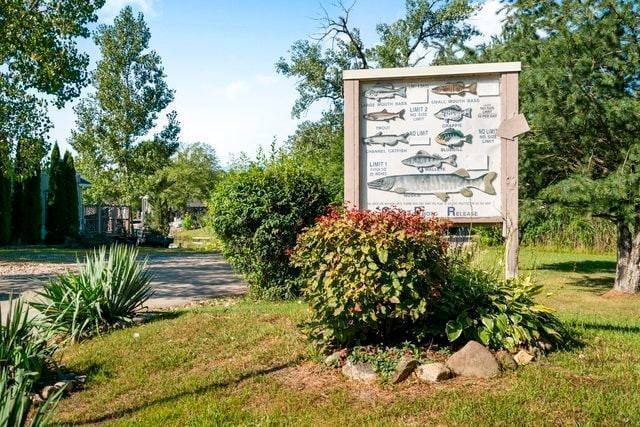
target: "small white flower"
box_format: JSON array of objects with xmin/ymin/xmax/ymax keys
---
[{"xmin": 133, "ymin": 332, "xmax": 140, "ymax": 339}]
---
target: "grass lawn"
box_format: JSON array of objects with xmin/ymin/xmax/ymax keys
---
[{"xmin": 52, "ymin": 248, "xmax": 640, "ymax": 425}]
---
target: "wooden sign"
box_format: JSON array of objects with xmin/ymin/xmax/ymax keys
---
[{"xmin": 343, "ymin": 62, "xmax": 522, "ymax": 278}]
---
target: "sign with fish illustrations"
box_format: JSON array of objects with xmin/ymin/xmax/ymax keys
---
[{"xmin": 343, "ymin": 62, "xmax": 523, "ymax": 278}]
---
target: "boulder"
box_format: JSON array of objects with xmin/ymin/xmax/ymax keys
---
[
  {"xmin": 445, "ymin": 340, "xmax": 500, "ymax": 378},
  {"xmin": 324, "ymin": 351, "xmax": 342, "ymax": 368},
  {"xmin": 389, "ymin": 356, "xmax": 419, "ymax": 384},
  {"xmin": 416, "ymin": 363, "xmax": 451, "ymax": 383},
  {"xmin": 342, "ymin": 360, "xmax": 378, "ymax": 383},
  {"xmin": 514, "ymin": 349, "xmax": 534, "ymax": 366},
  {"xmin": 495, "ymin": 350, "xmax": 518, "ymax": 372}
]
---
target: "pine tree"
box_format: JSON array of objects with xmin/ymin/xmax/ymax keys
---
[
  {"xmin": 0, "ymin": 166, "xmax": 11, "ymax": 246},
  {"xmin": 11, "ymin": 141, "xmax": 43, "ymax": 245},
  {"xmin": 45, "ymin": 144, "xmax": 63, "ymax": 243},
  {"xmin": 62, "ymin": 151, "xmax": 79, "ymax": 237}
]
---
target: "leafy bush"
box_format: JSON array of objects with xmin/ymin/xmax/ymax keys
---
[
  {"xmin": 0, "ymin": 368, "xmax": 62, "ymax": 427},
  {"xmin": 181, "ymin": 212, "xmax": 193, "ymax": 230},
  {"xmin": 291, "ymin": 207, "xmax": 450, "ymax": 349},
  {"xmin": 32, "ymin": 244, "xmax": 153, "ymax": 342},
  {"xmin": 0, "ymin": 297, "xmax": 52, "ymax": 376},
  {"xmin": 208, "ymin": 161, "xmax": 330, "ymax": 299},
  {"xmin": 432, "ymin": 259, "xmax": 567, "ymax": 351}
]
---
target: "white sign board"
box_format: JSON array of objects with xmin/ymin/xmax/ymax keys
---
[{"xmin": 343, "ymin": 62, "xmax": 521, "ymax": 277}]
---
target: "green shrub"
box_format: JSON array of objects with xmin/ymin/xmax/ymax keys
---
[
  {"xmin": 208, "ymin": 162, "xmax": 330, "ymax": 299},
  {"xmin": 32, "ymin": 244, "xmax": 153, "ymax": 342},
  {"xmin": 0, "ymin": 368, "xmax": 63, "ymax": 427},
  {"xmin": 433, "ymin": 259, "xmax": 567, "ymax": 351},
  {"xmin": 291, "ymin": 207, "xmax": 450, "ymax": 349},
  {"xmin": 0, "ymin": 297, "xmax": 52, "ymax": 376},
  {"xmin": 181, "ymin": 212, "xmax": 193, "ymax": 230}
]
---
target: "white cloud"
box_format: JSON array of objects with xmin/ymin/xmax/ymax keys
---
[
  {"xmin": 99, "ymin": 0, "xmax": 157, "ymax": 20},
  {"xmin": 467, "ymin": 0, "xmax": 507, "ymax": 47},
  {"xmin": 223, "ymin": 80, "xmax": 251, "ymax": 100}
]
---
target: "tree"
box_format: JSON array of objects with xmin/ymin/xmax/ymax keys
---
[
  {"xmin": 477, "ymin": 0, "xmax": 640, "ymax": 293},
  {"xmin": 71, "ymin": 6, "xmax": 177, "ymax": 207},
  {"xmin": 62, "ymin": 151, "xmax": 79, "ymax": 237},
  {"xmin": 0, "ymin": 163, "xmax": 10, "ymax": 246},
  {"xmin": 45, "ymin": 144, "xmax": 63, "ymax": 243},
  {"xmin": 11, "ymin": 141, "xmax": 42, "ymax": 245},
  {"xmin": 276, "ymin": 0, "xmax": 478, "ymax": 202},
  {"xmin": 0, "ymin": 0, "xmax": 105, "ymax": 177}
]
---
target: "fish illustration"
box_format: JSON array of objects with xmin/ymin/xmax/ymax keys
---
[
  {"xmin": 364, "ymin": 84, "xmax": 407, "ymax": 102},
  {"xmin": 434, "ymin": 105, "xmax": 472, "ymax": 123},
  {"xmin": 431, "ymin": 81, "xmax": 477, "ymax": 97},
  {"xmin": 435, "ymin": 128, "xmax": 473, "ymax": 147},
  {"xmin": 363, "ymin": 109, "xmax": 405, "ymax": 122},
  {"xmin": 401, "ymin": 151, "xmax": 457, "ymax": 172},
  {"xmin": 367, "ymin": 170, "xmax": 497, "ymax": 202},
  {"xmin": 362, "ymin": 132, "xmax": 410, "ymax": 146}
]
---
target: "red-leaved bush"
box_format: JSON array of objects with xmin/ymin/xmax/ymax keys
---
[{"xmin": 291, "ymin": 206, "xmax": 450, "ymax": 349}]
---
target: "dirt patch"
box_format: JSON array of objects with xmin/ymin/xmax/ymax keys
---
[{"xmin": 0, "ymin": 262, "xmax": 74, "ymax": 276}]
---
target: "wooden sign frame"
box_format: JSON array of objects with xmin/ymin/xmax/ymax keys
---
[{"xmin": 343, "ymin": 62, "xmax": 521, "ymax": 278}]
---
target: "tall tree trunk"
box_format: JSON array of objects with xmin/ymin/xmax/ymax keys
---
[{"xmin": 614, "ymin": 219, "xmax": 640, "ymax": 294}]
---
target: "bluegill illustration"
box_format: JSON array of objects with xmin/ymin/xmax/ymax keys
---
[
  {"xmin": 431, "ymin": 81, "xmax": 477, "ymax": 97},
  {"xmin": 368, "ymin": 170, "xmax": 497, "ymax": 202},
  {"xmin": 363, "ymin": 109, "xmax": 405, "ymax": 122},
  {"xmin": 362, "ymin": 132, "xmax": 410, "ymax": 146},
  {"xmin": 364, "ymin": 84, "xmax": 407, "ymax": 102},
  {"xmin": 401, "ymin": 151, "xmax": 457, "ymax": 172},
  {"xmin": 435, "ymin": 128, "xmax": 472, "ymax": 147},
  {"xmin": 434, "ymin": 105, "xmax": 472, "ymax": 123}
]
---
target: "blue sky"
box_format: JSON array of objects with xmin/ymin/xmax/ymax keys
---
[{"xmin": 49, "ymin": 0, "xmax": 505, "ymax": 164}]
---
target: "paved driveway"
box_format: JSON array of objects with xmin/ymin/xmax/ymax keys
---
[{"xmin": 0, "ymin": 252, "xmax": 248, "ymax": 312}]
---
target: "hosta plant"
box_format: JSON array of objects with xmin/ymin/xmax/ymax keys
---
[
  {"xmin": 291, "ymin": 207, "xmax": 450, "ymax": 349},
  {"xmin": 32, "ymin": 244, "xmax": 153, "ymax": 342}
]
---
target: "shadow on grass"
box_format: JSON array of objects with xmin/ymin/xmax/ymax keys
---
[
  {"xmin": 538, "ymin": 260, "xmax": 616, "ymax": 274},
  {"xmin": 572, "ymin": 322, "xmax": 640, "ymax": 334},
  {"xmin": 77, "ymin": 359, "xmax": 301, "ymax": 424},
  {"xmin": 568, "ymin": 276, "xmax": 615, "ymax": 294}
]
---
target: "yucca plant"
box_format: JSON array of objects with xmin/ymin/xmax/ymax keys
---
[
  {"xmin": 0, "ymin": 368, "xmax": 63, "ymax": 427},
  {"xmin": 0, "ymin": 297, "xmax": 52, "ymax": 376},
  {"xmin": 31, "ymin": 244, "xmax": 153, "ymax": 342}
]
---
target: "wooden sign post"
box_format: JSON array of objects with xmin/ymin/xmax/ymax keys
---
[{"xmin": 343, "ymin": 62, "xmax": 522, "ymax": 279}]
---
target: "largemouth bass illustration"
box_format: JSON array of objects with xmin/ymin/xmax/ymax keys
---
[
  {"xmin": 435, "ymin": 128, "xmax": 472, "ymax": 147},
  {"xmin": 431, "ymin": 81, "xmax": 477, "ymax": 97},
  {"xmin": 401, "ymin": 151, "xmax": 457, "ymax": 172},
  {"xmin": 368, "ymin": 169, "xmax": 497, "ymax": 202},
  {"xmin": 434, "ymin": 105, "xmax": 472, "ymax": 123},
  {"xmin": 364, "ymin": 84, "xmax": 407, "ymax": 102},
  {"xmin": 362, "ymin": 132, "xmax": 410, "ymax": 146},
  {"xmin": 363, "ymin": 109, "xmax": 405, "ymax": 122}
]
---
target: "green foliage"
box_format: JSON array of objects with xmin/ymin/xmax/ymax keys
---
[
  {"xmin": 435, "ymin": 261, "xmax": 567, "ymax": 352},
  {"xmin": 181, "ymin": 213, "xmax": 193, "ymax": 230},
  {"xmin": 71, "ymin": 6, "xmax": 178, "ymax": 206},
  {"xmin": 291, "ymin": 208, "xmax": 450, "ymax": 348},
  {"xmin": 32, "ymin": 244, "xmax": 153, "ymax": 342},
  {"xmin": 11, "ymin": 141, "xmax": 42, "ymax": 245},
  {"xmin": 347, "ymin": 343, "xmax": 423, "ymax": 383},
  {"xmin": 0, "ymin": 166, "xmax": 10, "ymax": 246},
  {"xmin": 45, "ymin": 144, "xmax": 63, "ymax": 243},
  {"xmin": 0, "ymin": 0, "xmax": 105, "ymax": 177},
  {"xmin": 0, "ymin": 297, "xmax": 52, "ymax": 376},
  {"xmin": 209, "ymin": 160, "xmax": 330, "ymax": 299},
  {"xmin": 0, "ymin": 368, "xmax": 63, "ymax": 427}
]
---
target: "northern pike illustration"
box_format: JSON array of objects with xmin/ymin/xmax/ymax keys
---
[
  {"xmin": 362, "ymin": 132, "xmax": 410, "ymax": 146},
  {"xmin": 434, "ymin": 105, "xmax": 472, "ymax": 123},
  {"xmin": 364, "ymin": 84, "xmax": 407, "ymax": 102},
  {"xmin": 368, "ymin": 170, "xmax": 497, "ymax": 202},
  {"xmin": 435, "ymin": 128, "xmax": 472, "ymax": 147},
  {"xmin": 431, "ymin": 81, "xmax": 477, "ymax": 97},
  {"xmin": 363, "ymin": 109, "xmax": 405, "ymax": 122},
  {"xmin": 401, "ymin": 151, "xmax": 457, "ymax": 172}
]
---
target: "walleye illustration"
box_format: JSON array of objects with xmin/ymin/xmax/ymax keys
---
[
  {"xmin": 434, "ymin": 105, "xmax": 472, "ymax": 123},
  {"xmin": 362, "ymin": 132, "xmax": 410, "ymax": 146},
  {"xmin": 368, "ymin": 170, "xmax": 497, "ymax": 202},
  {"xmin": 364, "ymin": 84, "xmax": 407, "ymax": 102},
  {"xmin": 435, "ymin": 128, "xmax": 473, "ymax": 147},
  {"xmin": 401, "ymin": 151, "xmax": 457, "ymax": 172},
  {"xmin": 431, "ymin": 81, "xmax": 477, "ymax": 97},
  {"xmin": 363, "ymin": 109, "xmax": 405, "ymax": 122}
]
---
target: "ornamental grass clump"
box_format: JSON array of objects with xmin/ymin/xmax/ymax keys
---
[
  {"xmin": 291, "ymin": 207, "xmax": 450, "ymax": 349},
  {"xmin": 32, "ymin": 244, "xmax": 153, "ymax": 342}
]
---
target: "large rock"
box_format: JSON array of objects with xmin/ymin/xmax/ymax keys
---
[
  {"xmin": 389, "ymin": 356, "xmax": 418, "ymax": 384},
  {"xmin": 445, "ymin": 340, "xmax": 500, "ymax": 378},
  {"xmin": 324, "ymin": 351, "xmax": 342, "ymax": 368},
  {"xmin": 495, "ymin": 350, "xmax": 518, "ymax": 372},
  {"xmin": 342, "ymin": 360, "xmax": 378, "ymax": 383},
  {"xmin": 416, "ymin": 362, "xmax": 451, "ymax": 383}
]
